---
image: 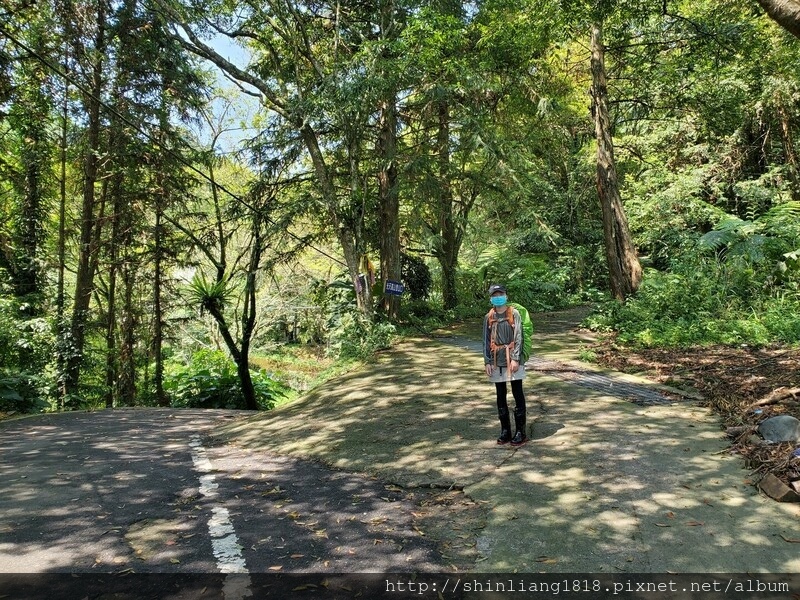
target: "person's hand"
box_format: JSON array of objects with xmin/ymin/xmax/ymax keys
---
[
  {"xmin": 510, "ymin": 360, "xmax": 520, "ymax": 373},
  {"xmin": 485, "ymin": 364, "xmax": 494, "ymax": 377}
]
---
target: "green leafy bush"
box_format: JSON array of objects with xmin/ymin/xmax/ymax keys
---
[
  {"xmin": 587, "ymin": 263, "xmax": 800, "ymax": 348},
  {"xmin": 472, "ymin": 248, "xmax": 599, "ymax": 311},
  {"xmin": 307, "ymin": 276, "xmax": 397, "ymax": 360},
  {"xmin": 164, "ymin": 349, "xmax": 287, "ymax": 410},
  {"xmin": 326, "ymin": 312, "xmax": 396, "ymax": 360},
  {"xmin": 0, "ymin": 369, "xmax": 49, "ymax": 413},
  {"xmin": 401, "ymin": 253, "xmax": 432, "ymax": 301}
]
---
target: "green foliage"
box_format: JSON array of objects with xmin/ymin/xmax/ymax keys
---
[
  {"xmin": 250, "ymin": 344, "xmax": 345, "ymax": 395},
  {"xmin": 587, "ymin": 262, "xmax": 800, "ymax": 348},
  {"xmin": 698, "ymin": 202, "xmax": 800, "ymax": 267},
  {"xmin": 326, "ymin": 312, "xmax": 396, "ymax": 361},
  {"xmin": 309, "ymin": 276, "xmax": 397, "ymax": 360},
  {"xmin": 0, "ymin": 289, "xmax": 54, "ymax": 412},
  {"xmin": 474, "ymin": 247, "xmax": 600, "ymax": 311},
  {"xmin": 0, "ymin": 294, "xmax": 52, "ymax": 368},
  {"xmin": 164, "ymin": 349, "xmax": 287, "ymax": 410},
  {"xmin": 398, "ymin": 299, "xmax": 459, "ymax": 332},
  {"xmin": 401, "ymin": 253, "xmax": 432, "ymax": 301},
  {"xmin": 0, "ymin": 369, "xmax": 50, "ymax": 413}
]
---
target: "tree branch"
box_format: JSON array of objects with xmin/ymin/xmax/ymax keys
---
[{"xmin": 756, "ymin": 0, "xmax": 800, "ymax": 39}]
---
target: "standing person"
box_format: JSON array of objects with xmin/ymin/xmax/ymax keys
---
[{"xmin": 483, "ymin": 284, "xmax": 528, "ymax": 446}]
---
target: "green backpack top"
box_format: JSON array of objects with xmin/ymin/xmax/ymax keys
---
[{"xmin": 509, "ymin": 302, "xmax": 533, "ymax": 363}]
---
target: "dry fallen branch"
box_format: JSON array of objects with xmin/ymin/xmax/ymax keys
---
[
  {"xmin": 726, "ymin": 425, "xmax": 753, "ymax": 438},
  {"xmin": 747, "ymin": 387, "xmax": 800, "ymax": 409}
]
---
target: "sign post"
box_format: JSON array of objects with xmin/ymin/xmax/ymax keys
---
[{"xmin": 384, "ymin": 280, "xmax": 405, "ymax": 297}]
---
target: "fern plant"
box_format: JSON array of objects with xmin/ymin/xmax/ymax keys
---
[
  {"xmin": 699, "ymin": 202, "xmax": 800, "ymax": 265},
  {"xmin": 188, "ymin": 272, "xmax": 232, "ymax": 315}
]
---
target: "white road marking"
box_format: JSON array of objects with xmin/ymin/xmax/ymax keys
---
[{"xmin": 189, "ymin": 436, "xmax": 252, "ymax": 598}]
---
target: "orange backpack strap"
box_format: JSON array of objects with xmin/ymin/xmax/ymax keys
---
[{"xmin": 488, "ymin": 307, "xmax": 516, "ymax": 376}]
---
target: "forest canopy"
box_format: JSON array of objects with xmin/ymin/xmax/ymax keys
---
[{"xmin": 1, "ymin": 0, "xmax": 800, "ymax": 412}]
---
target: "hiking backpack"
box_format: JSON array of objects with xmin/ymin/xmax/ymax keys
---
[{"xmin": 487, "ymin": 302, "xmax": 533, "ymax": 363}]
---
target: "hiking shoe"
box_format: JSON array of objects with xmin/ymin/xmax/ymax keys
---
[
  {"xmin": 510, "ymin": 431, "xmax": 527, "ymax": 446},
  {"xmin": 497, "ymin": 429, "xmax": 512, "ymax": 444}
]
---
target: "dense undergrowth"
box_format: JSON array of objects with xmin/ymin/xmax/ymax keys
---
[{"xmin": 3, "ymin": 229, "xmax": 800, "ymax": 414}]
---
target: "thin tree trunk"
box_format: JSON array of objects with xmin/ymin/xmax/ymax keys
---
[
  {"xmin": 118, "ymin": 257, "xmax": 136, "ymax": 406},
  {"xmin": 590, "ymin": 21, "xmax": 642, "ymax": 301},
  {"xmin": 205, "ymin": 303, "xmax": 258, "ymax": 411},
  {"xmin": 153, "ymin": 204, "xmax": 167, "ymax": 406},
  {"xmin": 104, "ymin": 178, "xmax": 120, "ymax": 409},
  {"xmin": 377, "ymin": 2, "xmax": 401, "ymax": 319},
  {"xmin": 237, "ymin": 215, "xmax": 262, "ymax": 411},
  {"xmin": 436, "ymin": 99, "xmax": 459, "ymax": 310}
]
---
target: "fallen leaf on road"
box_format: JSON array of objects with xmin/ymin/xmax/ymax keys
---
[
  {"xmin": 169, "ymin": 558, "xmax": 180, "ymax": 564},
  {"xmin": 655, "ymin": 523, "xmax": 671, "ymax": 527},
  {"xmin": 269, "ymin": 565, "xmax": 282, "ymax": 571},
  {"xmin": 666, "ymin": 511, "xmax": 675, "ymax": 519},
  {"xmin": 780, "ymin": 535, "xmax": 800, "ymax": 543},
  {"xmin": 290, "ymin": 554, "xmax": 304, "ymax": 559},
  {"xmin": 686, "ymin": 521, "xmax": 704, "ymax": 526}
]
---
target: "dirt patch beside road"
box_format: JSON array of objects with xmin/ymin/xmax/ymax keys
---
[{"xmin": 593, "ymin": 341, "xmax": 800, "ymax": 485}]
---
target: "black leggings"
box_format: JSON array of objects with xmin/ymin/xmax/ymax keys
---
[{"xmin": 495, "ymin": 379, "xmax": 526, "ymax": 413}]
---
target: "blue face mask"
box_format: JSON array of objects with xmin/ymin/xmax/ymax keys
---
[{"xmin": 490, "ymin": 295, "xmax": 507, "ymax": 307}]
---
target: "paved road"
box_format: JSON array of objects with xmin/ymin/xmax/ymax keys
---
[
  {"xmin": 0, "ymin": 409, "xmax": 442, "ymax": 577},
  {"xmin": 4, "ymin": 309, "xmax": 800, "ymax": 598}
]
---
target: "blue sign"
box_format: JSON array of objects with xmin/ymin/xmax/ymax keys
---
[{"xmin": 385, "ymin": 280, "xmax": 405, "ymax": 296}]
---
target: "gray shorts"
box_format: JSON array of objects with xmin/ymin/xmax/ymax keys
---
[{"xmin": 487, "ymin": 363, "xmax": 526, "ymax": 383}]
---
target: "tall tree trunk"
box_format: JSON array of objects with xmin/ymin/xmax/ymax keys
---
[
  {"xmin": 14, "ymin": 89, "xmax": 47, "ymax": 313},
  {"xmin": 9, "ymin": 40, "xmax": 49, "ymax": 369},
  {"xmin": 237, "ymin": 214, "xmax": 262, "ymax": 411},
  {"xmin": 377, "ymin": 2, "xmax": 401, "ymax": 319},
  {"xmin": 377, "ymin": 96, "xmax": 401, "ymax": 319},
  {"xmin": 103, "ymin": 176, "xmax": 120, "ymax": 409},
  {"xmin": 299, "ymin": 122, "xmax": 371, "ymax": 317},
  {"xmin": 64, "ymin": 1, "xmax": 107, "ymax": 400},
  {"xmin": 436, "ymin": 99, "xmax": 459, "ymax": 310},
  {"xmin": 152, "ymin": 108, "xmax": 168, "ymax": 407},
  {"xmin": 590, "ymin": 21, "xmax": 642, "ymax": 302}
]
